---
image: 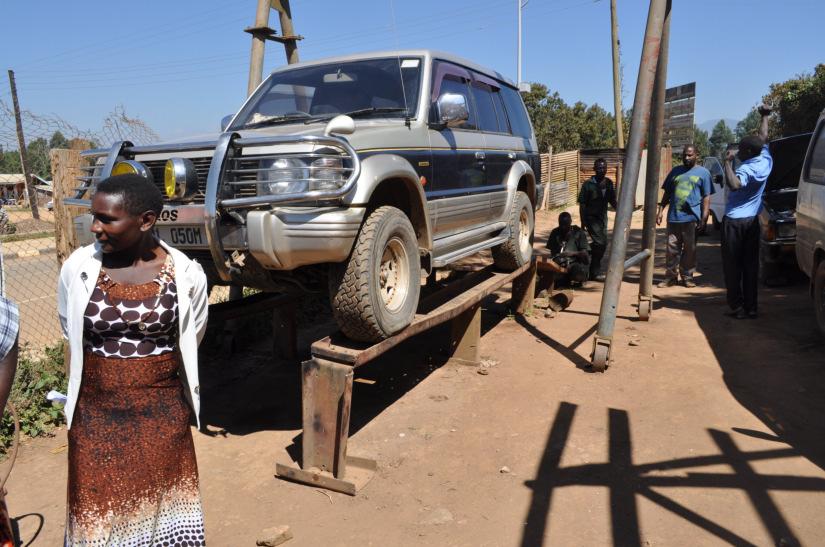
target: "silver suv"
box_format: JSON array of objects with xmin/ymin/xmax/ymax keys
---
[{"xmin": 76, "ymin": 50, "xmax": 541, "ymax": 341}]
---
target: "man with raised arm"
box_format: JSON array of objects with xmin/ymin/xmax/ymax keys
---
[{"xmin": 720, "ymin": 105, "xmax": 773, "ymax": 319}]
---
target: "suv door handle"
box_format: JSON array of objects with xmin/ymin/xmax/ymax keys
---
[{"xmin": 475, "ymin": 152, "xmax": 486, "ymax": 161}]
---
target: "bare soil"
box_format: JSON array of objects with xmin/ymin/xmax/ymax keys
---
[{"xmin": 9, "ymin": 208, "xmax": 825, "ymax": 546}]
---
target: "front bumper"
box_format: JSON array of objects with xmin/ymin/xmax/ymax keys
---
[
  {"xmin": 72, "ymin": 132, "xmax": 361, "ymax": 281},
  {"xmin": 247, "ymin": 206, "xmax": 365, "ymax": 270}
]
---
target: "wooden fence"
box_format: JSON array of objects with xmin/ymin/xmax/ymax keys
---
[{"xmin": 539, "ymin": 146, "xmax": 672, "ymax": 210}]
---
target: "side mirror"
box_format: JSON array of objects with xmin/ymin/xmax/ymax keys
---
[
  {"xmin": 714, "ymin": 174, "xmax": 723, "ymax": 186},
  {"xmin": 323, "ymin": 115, "xmax": 356, "ymax": 136},
  {"xmin": 220, "ymin": 114, "xmax": 234, "ymax": 132},
  {"xmin": 436, "ymin": 92, "xmax": 469, "ymax": 128}
]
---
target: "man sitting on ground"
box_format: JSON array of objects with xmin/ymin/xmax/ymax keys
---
[{"xmin": 540, "ymin": 212, "xmax": 591, "ymax": 287}]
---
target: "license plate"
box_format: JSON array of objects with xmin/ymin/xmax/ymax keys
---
[{"xmin": 156, "ymin": 225, "xmax": 207, "ymax": 248}]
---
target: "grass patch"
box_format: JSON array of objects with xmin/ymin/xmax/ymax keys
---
[
  {"xmin": 0, "ymin": 230, "xmax": 53, "ymax": 243},
  {"xmin": 1, "ymin": 342, "xmax": 67, "ymax": 453}
]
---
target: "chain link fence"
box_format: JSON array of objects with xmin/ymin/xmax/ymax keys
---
[{"xmin": 1, "ymin": 205, "xmax": 60, "ymax": 349}]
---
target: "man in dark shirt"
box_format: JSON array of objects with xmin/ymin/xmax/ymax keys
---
[
  {"xmin": 578, "ymin": 158, "xmax": 617, "ymax": 281},
  {"xmin": 544, "ymin": 211, "xmax": 591, "ymax": 286}
]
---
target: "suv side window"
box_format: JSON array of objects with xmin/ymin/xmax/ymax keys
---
[
  {"xmin": 500, "ymin": 86, "xmax": 532, "ymax": 139},
  {"xmin": 805, "ymin": 122, "xmax": 825, "ymax": 185},
  {"xmin": 470, "ymin": 83, "xmax": 500, "ymax": 133},
  {"xmin": 492, "ymin": 89, "xmax": 511, "ymax": 133},
  {"xmin": 438, "ymin": 75, "xmax": 477, "ymax": 131}
]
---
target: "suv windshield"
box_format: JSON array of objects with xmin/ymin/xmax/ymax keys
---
[{"xmin": 231, "ymin": 57, "xmax": 422, "ymax": 130}]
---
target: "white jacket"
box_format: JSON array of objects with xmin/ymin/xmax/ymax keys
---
[{"xmin": 57, "ymin": 240, "xmax": 208, "ymax": 429}]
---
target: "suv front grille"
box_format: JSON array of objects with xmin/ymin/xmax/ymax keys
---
[{"xmin": 141, "ymin": 156, "xmax": 258, "ymax": 202}]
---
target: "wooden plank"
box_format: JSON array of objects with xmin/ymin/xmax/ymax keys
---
[
  {"xmin": 301, "ymin": 358, "xmax": 354, "ymax": 476},
  {"xmin": 449, "ymin": 304, "xmax": 481, "ymax": 365},
  {"xmin": 208, "ymin": 291, "xmax": 295, "ymax": 321},
  {"xmin": 312, "ymin": 260, "xmax": 534, "ymax": 367}
]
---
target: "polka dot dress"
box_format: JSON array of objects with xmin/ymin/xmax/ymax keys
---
[
  {"xmin": 83, "ymin": 255, "xmax": 178, "ymax": 358},
  {"xmin": 67, "ymin": 254, "xmax": 206, "ymax": 546}
]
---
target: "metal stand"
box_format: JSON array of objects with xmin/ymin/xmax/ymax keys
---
[
  {"xmin": 591, "ymin": 0, "xmax": 671, "ymax": 371},
  {"xmin": 276, "ymin": 260, "xmax": 536, "ymax": 494}
]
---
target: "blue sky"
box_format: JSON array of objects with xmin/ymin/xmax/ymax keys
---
[{"xmin": 1, "ymin": 0, "xmax": 822, "ymax": 144}]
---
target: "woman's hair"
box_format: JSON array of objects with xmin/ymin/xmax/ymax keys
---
[{"xmin": 96, "ymin": 174, "xmax": 163, "ymax": 216}]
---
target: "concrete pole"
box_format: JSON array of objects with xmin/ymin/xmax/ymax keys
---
[
  {"xmin": 638, "ymin": 0, "xmax": 671, "ymax": 320},
  {"xmin": 271, "ymin": 0, "xmax": 300, "ymax": 65},
  {"xmin": 517, "ymin": 0, "xmax": 522, "ymax": 85},
  {"xmin": 247, "ymin": 0, "xmax": 271, "ymax": 97},
  {"xmin": 7, "ymin": 70, "xmax": 39, "ymax": 220},
  {"xmin": 591, "ymin": 0, "xmax": 668, "ymax": 370},
  {"xmin": 610, "ymin": 0, "xmax": 625, "ymax": 149}
]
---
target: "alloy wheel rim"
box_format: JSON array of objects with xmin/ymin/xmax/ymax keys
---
[{"xmin": 379, "ymin": 237, "xmax": 409, "ymax": 312}]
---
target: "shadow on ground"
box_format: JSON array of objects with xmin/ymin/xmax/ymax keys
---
[{"xmin": 520, "ymin": 401, "xmax": 822, "ymax": 547}]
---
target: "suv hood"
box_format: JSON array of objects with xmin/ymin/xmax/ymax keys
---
[
  {"xmin": 153, "ymin": 118, "xmax": 410, "ymax": 152},
  {"xmin": 765, "ymin": 132, "xmax": 812, "ymax": 193}
]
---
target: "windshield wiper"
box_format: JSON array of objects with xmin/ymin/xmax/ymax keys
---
[
  {"xmin": 241, "ymin": 112, "xmax": 311, "ymax": 129},
  {"xmin": 305, "ymin": 107, "xmax": 409, "ymax": 124}
]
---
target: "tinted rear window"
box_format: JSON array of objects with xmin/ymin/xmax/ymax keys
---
[{"xmin": 500, "ymin": 86, "xmax": 533, "ymax": 139}]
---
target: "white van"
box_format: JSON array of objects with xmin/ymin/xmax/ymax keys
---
[{"xmin": 795, "ymin": 109, "xmax": 825, "ymax": 336}]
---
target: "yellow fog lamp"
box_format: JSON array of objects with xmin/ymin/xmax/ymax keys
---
[
  {"xmin": 111, "ymin": 160, "xmax": 152, "ymax": 182},
  {"xmin": 163, "ymin": 157, "xmax": 198, "ymax": 199}
]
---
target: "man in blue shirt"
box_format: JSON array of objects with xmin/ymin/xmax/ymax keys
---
[
  {"xmin": 656, "ymin": 144, "xmax": 713, "ymax": 288},
  {"xmin": 721, "ymin": 105, "xmax": 773, "ymax": 319}
]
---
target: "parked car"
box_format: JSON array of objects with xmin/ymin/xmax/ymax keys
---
[
  {"xmin": 703, "ymin": 133, "xmax": 812, "ymax": 284},
  {"xmin": 757, "ymin": 132, "xmax": 812, "ymax": 283},
  {"xmin": 796, "ymin": 109, "xmax": 825, "ymax": 336},
  {"xmin": 73, "ymin": 50, "xmax": 542, "ymax": 342}
]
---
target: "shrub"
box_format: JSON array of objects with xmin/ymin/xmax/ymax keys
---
[{"xmin": 1, "ymin": 342, "xmax": 67, "ymax": 453}]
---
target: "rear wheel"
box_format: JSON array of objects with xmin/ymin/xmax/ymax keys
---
[
  {"xmin": 814, "ymin": 260, "xmax": 825, "ymax": 337},
  {"xmin": 329, "ymin": 205, "xmax": 421, "ymax": 342},
  {"xmin": 492, "ymin": 190, "xmax": 534, "ymax": 270}
]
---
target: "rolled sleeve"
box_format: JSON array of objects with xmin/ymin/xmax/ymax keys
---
[{"xmin": 735, "ymin": 164, "xmax": 754, "ymax": 187}]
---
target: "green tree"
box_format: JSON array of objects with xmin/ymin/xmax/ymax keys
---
[
  {"xmin": 735, "ymin": 107, "xmax": 761, "ymax": 140},
  {"xmin": 26, "ymin": 137, "xmax": 51, "ymax": 179},
  {"xmin": 0, "ymin": 147, "xmax": 22, "ymax": 174},
  {"xmin": 709, "ymin": 120, "xmax": 735, "ymax": 158},
  {"xmin": 693, "ymin": 125, "xmax": 710, "ymax": 158},
  {"xmin": 764, "ymin": 64, "xmax": 825, "ymax": 136},
  {"xmin": 522, "ymin": 82, "xmax": 620, "ymax": 152},
  {"xmin": 49, "ymin": 130, "xmax": 70, "ymax": 150}
]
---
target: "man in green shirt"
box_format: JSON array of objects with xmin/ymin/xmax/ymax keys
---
[{"xmin": 578, "ymin": 158, "xmax": 617, "ymax": 281}]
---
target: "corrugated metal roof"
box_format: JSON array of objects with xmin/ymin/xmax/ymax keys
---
[{"xmin": 0, "ymin": 174, "xmax": 25, "ymax": 184}]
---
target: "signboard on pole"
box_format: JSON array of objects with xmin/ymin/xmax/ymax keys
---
[{"xmin": 663, "ymin": 82, "xmax": 695, "ymax": 148}]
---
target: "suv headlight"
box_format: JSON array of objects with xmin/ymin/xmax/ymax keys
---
[
  {"xmin": 259, "ymin": 158, "xmax": 309, "ymax": 195},
  {"xmin": 309, "ymin": 157, "xmax": 346, "ymax": 191},
  {"xmin": 258, "ymin": 155, "xmax": 348, "ymax": 196}
]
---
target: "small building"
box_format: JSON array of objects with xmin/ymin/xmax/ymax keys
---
[{"xmin": 0, "ymin": 174, "xmax": 26, "ymax": 203}]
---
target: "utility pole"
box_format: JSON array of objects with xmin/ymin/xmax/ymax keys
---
[
  {"xmin": 7, "ymin": 69, "xmax": 39, "ymax": 220},
  {"xmin": 517, "ymin": 0, "xmax": 529, "ymax": 87},
  {"xmin": 246, "ymin": 0, "xmax": 303, "ymax": 97},
  {"xmin": 610, "ymin": 0, "xmax": 625, "ymax": 149},
  {"xmin": 271, "ymin": 0, "xmax": 301, "ymax": 65},
  {"xmin": 246, "ymin": 0, "xmax": 272, "ymax": 96}
]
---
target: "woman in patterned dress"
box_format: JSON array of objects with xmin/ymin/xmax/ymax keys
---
[{"xmin": 57, "ymin": 174, "xmax": 209, "ymax": 546}]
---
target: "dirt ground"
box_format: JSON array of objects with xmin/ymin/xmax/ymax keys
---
[{"xmin": 9, "ymin": 207, "xmax": 825, "ymax": 546}]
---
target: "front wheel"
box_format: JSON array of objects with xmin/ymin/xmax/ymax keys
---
[
  {"xmin": 492, "ymin": 190, "xmax": 534, "ymax": 270},
  {"xmin": 814, "ymin": 260, "xmax": 825, "ymax": 338},
  {"xmin": 329, "ymin": 205, "xmax": 421, "ymax": 342}
]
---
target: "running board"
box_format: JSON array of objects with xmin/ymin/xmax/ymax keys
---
[{"xmin": 432, "ymin": 231, "xmax": 509, "ymax": 268}]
